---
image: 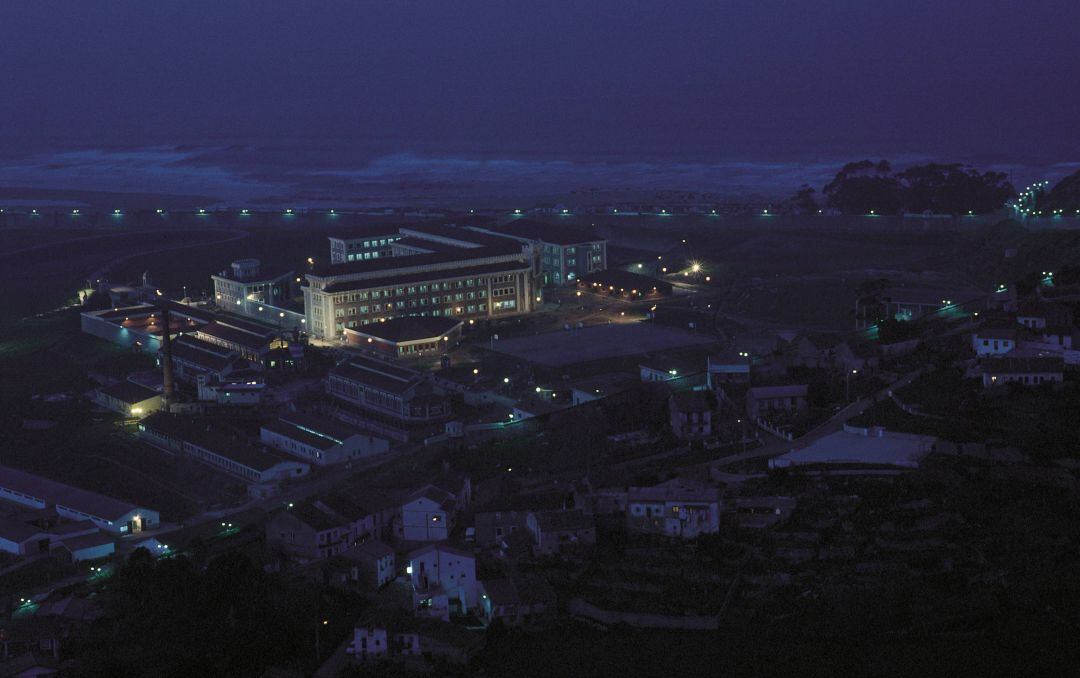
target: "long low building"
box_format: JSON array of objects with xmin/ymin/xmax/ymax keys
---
[
  {"xmin": 80, "ymin": 301, "xmax": 211, "ymax": 352},
  {"xmin": 304, "ymin": 224, "xmax": 542, "ymax": 340},
  {"xmin": 260, "ymin": 412, "xmax": 390, "ymax": 465},
  {"xmin": 344, "ymin": 316, "xmax": 464, "ymax": 358},
  {"xmin": 139, "ymin": 413, "xmax": 310, "ymax": 484},
  {"xmin": 0, "ymin": 465, "xmax": 159, "ymax": 535}
]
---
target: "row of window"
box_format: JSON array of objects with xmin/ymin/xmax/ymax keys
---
[{"xmin": 332, "ymin": 278, "xmax": 489, "ymax": 304}]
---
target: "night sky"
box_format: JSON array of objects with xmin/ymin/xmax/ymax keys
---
[{"xmin": 2, "ymin": 1, "xmax": 1078, "ymax": 202}]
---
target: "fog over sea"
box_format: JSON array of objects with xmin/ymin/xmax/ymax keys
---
[{"xmin": 0, "ymin": 142, "xmax": 1076, "ymax": 209}]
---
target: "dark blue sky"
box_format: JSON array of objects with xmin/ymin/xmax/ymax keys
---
[{"xmin": 1, "ymin": 1, "xmax": 1078, "ymax": 202}]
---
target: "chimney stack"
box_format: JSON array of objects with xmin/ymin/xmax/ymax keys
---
[{"xmin": 159, "ymin": 304, "xmax": 176, "ymax": 410}]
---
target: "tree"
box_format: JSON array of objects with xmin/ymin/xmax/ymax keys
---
[{"xmin": 823, "ymin": 160, "xmax": 901, "ymax": 214}]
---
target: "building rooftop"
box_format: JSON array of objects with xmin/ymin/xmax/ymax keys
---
[
  {"xmin": 331, "ymin": 355, "xmax": 424, "ymax": 396},
  {"xmin": 312, "ymin": 239, "xmax": 522, "ymax": 279},
  {"xmin": 196, "ymin": 318, "xmax": 278, "ymax": 351},
  {"xmin": 407, "ymin": 541, "xmax": 475, "ymax": 561},
  {"xmin": 278, "ymin": 411, "xmax": 362, "ymax": 444},
  {"xmin": 771, "ymin": 427, "xmax": 936, "ymax": 470},
  {"xmin": 0, "ymin": 517, "xmax": 49, "ymax": 543},
  {"xmin": 341, "ymin": 539, "xmax": 395, "ymax": 562},
  {"xmin": 983, "ymin": 356, "xmax": 1065, "ymax": 374},
  {"xmin": 140, "ymin": 413, "xmax": 296, "ymax": 473},
  {"xmin": 479, "ymin": 219, "xmax": 603, "ymax": 246},
  {"xmin": 532, "ymin": 509, "xmax": 593, "ymax": 533},
  {"xmin": 0, "ymin": 465, "xmax": 150, "ymax": 522},
  {"xmin": 320, "ymin": 260, "xmax": 531, "ymax": 294},
  {"xmin": 567, "ymin": 372, "xmax": 639, "ymax": 398},
  {"xmin": 168, "ymin": 335, "xmax": 238, "ymax": 372},
  {"xmin": 628, "ymin": 478, "xmax": 721, "ymax": 504},
  {"xmin": 670, "ymin": 390, "xmax": 710, "ymax": 413},
  {"xmin": 57, "ymin": 531, "xmax": 114, "ymax": 552},
  {"xmin": 97, "ymin": 380, "xmax": 160, "ymax": 405},
  {"xmin": 748, "ymin": 384, "xmax": 809, "ymax": 400}
]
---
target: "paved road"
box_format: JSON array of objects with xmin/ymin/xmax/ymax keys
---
[{"xmin": 709, "ymin": 366, "xmax": 928, "ymax": 469}]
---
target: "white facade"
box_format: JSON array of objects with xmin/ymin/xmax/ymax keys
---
[
  {"xmin": 347, "ymin": 626, "xmax": 390, "ymax": 662},
  {"xmin": 972, "ymin": 331, "xmax": 1016, "ymax": 355},
  {"xmin": 401, "ymin": 495, "xmax": 450, "ymax": 541},
  {"xmin": 408, "ymin": 544, "xmax": 478, "ymax": 620},
  {"xmin": 260, "ymin": 423, "xmax": 389, "ymax": 466},
  {"xmin": 626, "ymin": 481, "xmax": 721, "ymax": 539}
]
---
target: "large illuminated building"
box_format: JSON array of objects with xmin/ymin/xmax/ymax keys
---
[
  {"xmin": 303, "ymin": 225, "xmax": 543, "ymax": 341},
  {"xmin": 211, "ymin": 259, "xmax": 305, "ymax": 329}
]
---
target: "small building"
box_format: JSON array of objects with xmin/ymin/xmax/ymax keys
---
[
  {"xmin": 266, "ymin": 504, "xmax": 355, "ymax": 562},
  {"xmin": 164, "ymin": 334, "xmax": 241, "ymax": 384},
  {"xmin": 746, "ymin": 384, "xmax": 808, "ymax": 420},
  {"xmin": 706, "ymin": 353, "xmax": 751, "ymax": 389},
  {"xmin": 211, "ymin": 259, "xmax": 299, "ymax": 327},
  {"xmin": 347, "ymin": 610, "xmax": 485, "ymax": 665},
  {"xmin": 567, "ymin": 372, "xmax": 638, "ymax": 405},
  {"xmin": 626, "ymin": 478, "xmax": 721, "ymax": 539},
  {"xmin": 0, "ymin": 518, "xmax": 52, "ymax": 555},
  {"xmin": 525, "ymin": 509, "xmax": 595, "ymax": 557},
  {"xmin": 92, "ymin": 380, "xmax": 162, "ymax": 419},
  {"xmin": 982, "ymin": 356, "xmax": 1065, "ymax": 388},
  {"xmin": 0, "ymin": 466, "xmax": 159, "ymax": 536},
  {"xmin": 344, "ymin": 316, "xmax": 464, "ymax": 358},
  {"xmin": 340, "ymin": 540, "xmax": 396, "ymax": 589},
  {"xmin": 54, "ymin": 531, "xmax": 115, "ymax": 562},
  {"xmin": 972, "ymin": 327, "xmax": 1018, "ymax": 356},
  {"xmin": 511, "ymin": 394, "xmax": 570, "ymax": 421},
  {"xmin": 327, "ymin": 355, "xmax": 452, "ymax": 438},
  {"xmin": 478, "ymin": 575, "xmax": 557, "ymax": 627},
  {"xmin": 470, "ymin": 219, "xmax": 607, "ymax": 286},
  {"xmin": 730, "ymin": 496, "xmax": 797, "ymax": 530},
  {"xmin": 194, "ymin": 317, "xmax": 283, "ymax": 364},
  {"xmin": 196, "ymin": 378, "xmax": 266, "ymax": 406},
  {"xmin": 260, "ymin": 412, "xmax": 389, "ymax": 466},
  {"xmin": 639, "ymin": 356, "xmax": 706, "ymax": 385},
  {"xmin": 669, "ymin": 390, "xmax": 712, "ymax": 440},
  {"xmin": 399, "ymin": 486, "xmax": 458, "ymax": 542},
  {"xmin": 407, "ymin": 543, "xmax": 478, "ymax": 620}
]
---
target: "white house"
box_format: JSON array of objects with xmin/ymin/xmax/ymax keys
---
[
  {"xmin": 407, "ymin": 542, "xmax": 478, "ymax": 620},
  {"xmin": 982, "ymin": 356, "xmax": 1065, "ymax": 388},
  {"xmin": 626, "ymin": 478, "xmax": 721, "ymax": 539},
  {"xmin": 972, "ymin": 327, "xmax": 1017, "ymax": 356},
  {"xmin": 399, "ymin": 487, "xmax": 456, "ymax": 542},
  {"xmin": 93, "ymin": 380, "xmax": 162, "ymax": 419},
  {"xmin": 341, "ymin": 539, "xmax": 396, "ymax": 589}
]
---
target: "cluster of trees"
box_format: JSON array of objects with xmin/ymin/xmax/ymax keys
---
[
  {"xmin": 63, "ymin": 549, "xmax": 364, "ymax": 677},
  {"xmin": 789, "ymin": 161, "xmax": 1014, "ymax": 216},
  {"xmin": 1036, "ymin": 168, "xmax": 1080, "ymax": 213}
]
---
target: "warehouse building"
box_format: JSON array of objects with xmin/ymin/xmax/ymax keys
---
[{"xmin": 0, "ymin": 465, "xmax": 159, "ymax": 535}]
